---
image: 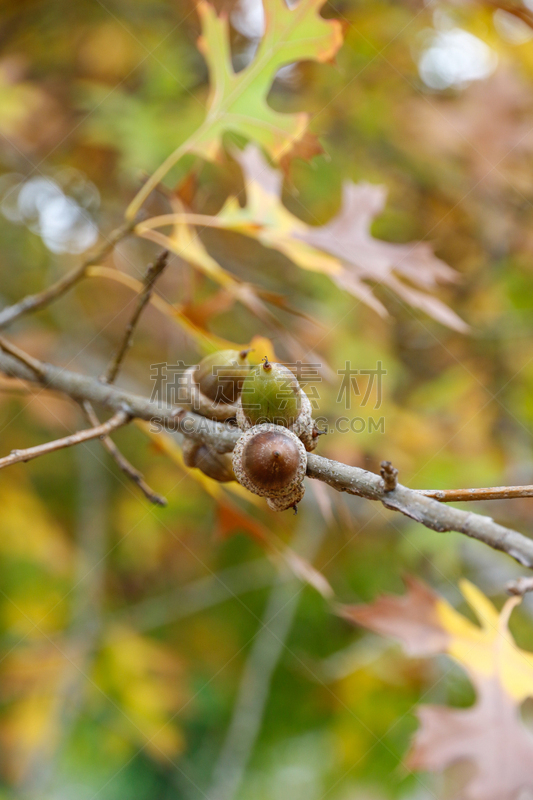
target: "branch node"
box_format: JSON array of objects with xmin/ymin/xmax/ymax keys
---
[
  {"xmin": 380, "ymin": 460, "xmax": 398, "ymax": 492},
  {"xmin": 506, "ymin": 576, "xmax": 533, "ymax": 596},
  {"xmin": 119, "ymin": 402, "xmax": 135, "ymax": 419}
]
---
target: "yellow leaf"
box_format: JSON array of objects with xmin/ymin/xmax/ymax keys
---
[{"xmin": 87, "ymin": 265, "xmax": 236, "ymax": 351}]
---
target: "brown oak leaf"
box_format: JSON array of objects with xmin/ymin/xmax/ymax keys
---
[{"xmin": 339, "ymin": 577, "xmax": 533, "ymax": 800}]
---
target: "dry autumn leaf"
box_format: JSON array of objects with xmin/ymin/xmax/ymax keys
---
[
  {"xmin": 139, "ymin": 145, "xmax": 467, "ymax": 330},
  {"xmin": 223, "ymin": 146, "xmax": 468, "ymax": 331},
  {"xmin": 339, "ymin": 577, "xmax": 533, "ymax": 800}
]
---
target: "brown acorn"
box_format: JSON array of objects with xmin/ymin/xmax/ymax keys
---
[{"xmin": 232, "ymin": 423, "xmax": 307, "ymax": 511}]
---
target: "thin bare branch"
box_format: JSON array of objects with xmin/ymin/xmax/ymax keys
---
[
  {"xmin": 1, "ymin": 346, "xmax": 533, "ymax": 570},
  {"xmin": 102, "ymin": 249, "xmax": 169, "ymax": 384},
  {"xmin": 306, "ymin": 455, "xmax": 533, "ymax": 568},
  {"xmin": 82, "ymin": 401, "xmax": 167, "ymax": 506},
  {"xmin": 0, "ymin": 407, "xmax": 131, "ymax": 471},
  {"xmin": 419, "ymin": 485, "xmax": 533, "ymax": 502},
  {"xmin": 0, "ymin": 218, "xmax": 137, "ymax": 329},
  {"xmin": 0, "ymin": 336, "xmax": 46, "ymax": 378}
]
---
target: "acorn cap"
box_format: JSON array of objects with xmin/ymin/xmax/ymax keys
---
[{"xmin": 267, "ymin": 484, "xmax": 305, "ymax": 512}]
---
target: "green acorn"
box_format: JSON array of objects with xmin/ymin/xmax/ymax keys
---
[
  {"xmin": 239, "ymin": 357, "xmax": 301, "ymax": 428},
  {"xmin": 195, "ymin": 349, "xmax": 251, "ymax": 405}
]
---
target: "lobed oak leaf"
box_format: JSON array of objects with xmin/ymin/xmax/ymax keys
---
[
  {"xmin": 126, "ymin": 1, "xmax": 343, "ymax": 218},
  {"xmin": 220, "ymin": 146, "xmax": 468, "ymax": 330},
  {"xmin": 194, "ymin": 0, "xmax": 343, "ymax": 163},
  {"xmin": 339, "ymin": 577, "xmax": 533, "ymax": 800},
  {"xmin": 408, "ymin": 679, "xmax": 533, "ymax": 800}
]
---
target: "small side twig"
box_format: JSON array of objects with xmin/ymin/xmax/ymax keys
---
[
  {"xmin": 419, "ymin": 485, "xmax": 533, "ymax": 502},
  {"xmin": 0, "ymin": 408, "xmax": 131, "ymax": 471},
  {"xmin": 507, "ymin": 576, "xmax": 533, "ymax": 596},
  {"xmin": 0, "ymin": 218, "xmax": 138, "ymax": 330},
  {"xmin": 380, "ymin": 460, "xmax": 398, "ymax": 492},
  {"xmin": 82, "ymin": 401, "xmax": 167, "ymax": 506},
  {"xmin": 0, "ymin": 336, "xmax": 46, "ymax": 380},
  {"xmin": 102, "ymin": 249, "xmax": 169, "ymax": 384}
]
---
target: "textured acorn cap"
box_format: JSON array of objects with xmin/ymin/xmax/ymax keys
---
[
  {"xmin": 267, "ymin": 484, "xmax": 305, "ymax": 512},
  {"xmin": 232, "ymin": 424, "xmax": 307, "ymax": 500}
]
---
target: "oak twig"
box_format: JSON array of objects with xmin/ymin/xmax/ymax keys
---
[
  {"xmin": 419, "ymin": 485, "xmax": 533, "ymax": 502},
  {"xmin": 102, "ymin": 249, "xmax": 169, "ymax": 384},
  {"xmin": 82, "ymin": 401, "xmax": 167, "ymax": 506},
  {"xmin": 0, "ymin": 407, "xmax": 131, "ymax": 470},
  {"xmin": 0, "ymin": 218, "xmax": 137, "ymax": 329},
  {"xmin": 1, "ymin": 346, "xmax": 533, "ymax": 570}
]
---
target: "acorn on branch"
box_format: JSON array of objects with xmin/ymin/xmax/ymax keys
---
[
  {"xmin": 180, "ymin": 348, "xmax": 251, "ymax": 421},
  {"xmin": 232, "ymin": 423, "xmax": 307, "ymax": 512},
  {"xmin": 182, "ymin": 437, "xmax": 235, "ymax": 482},
  {"xmin": 236, "ymin": 357, "xmax": 319, "ymax": 451}
]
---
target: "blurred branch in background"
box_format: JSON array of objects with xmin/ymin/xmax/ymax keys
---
[
  {"xmin": 19, "ymin": 444, "xmax": 109, "ymax": 798},
  {"xmin": 0, "ymin": 218, "xmax": 138, "ymax": 329},
  {"xmin": 112, "ymin": 559, "xmax": 280, "ymax": 633},
  {"xmin": 207, "ymin": 516, "xmax": 328, "ymax": 800}
]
